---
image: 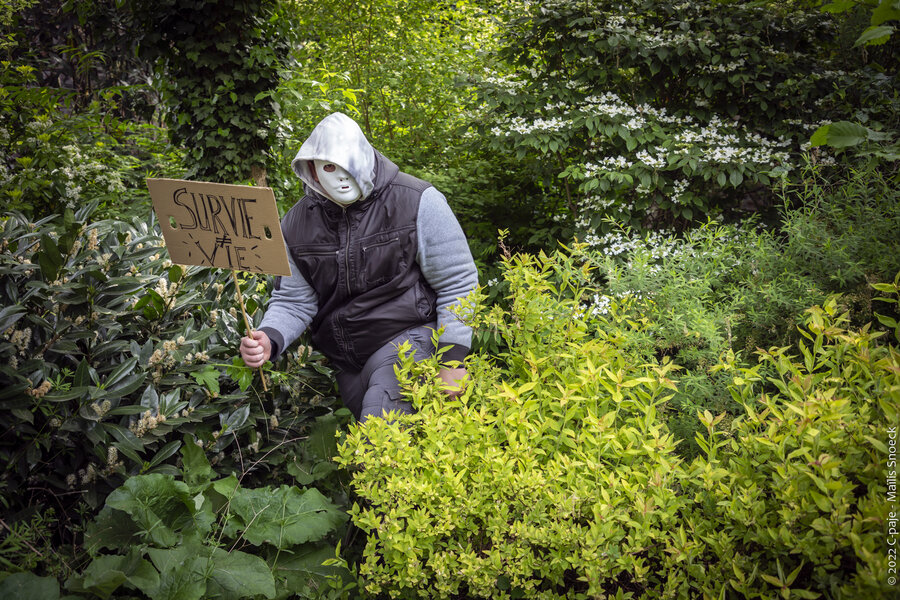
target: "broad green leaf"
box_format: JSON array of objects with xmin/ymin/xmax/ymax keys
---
[
  {"xmin": 872, "ymin": 0, "xmax": 900, "ymax": 25},
  {"xmin": 0, "ymin": 572, "xmax": 59, "ymax": 599},
  {"xmin": 149, "ymin": 440, "xmax": 183, "ymax": 469},
  {"xmin": 79, "ymin": 555, "xmax": 130, "ymax": 599},
  {"xmin": 85, "ymin": 506, "xmax": 142, "ymax": 553},
  {"xmin": 103, "ymin": 357, "xmax": 139, "ymax": 389},
  {"xmin": 192, "ymin": 365, "xmax": 220, "ymax": 395},
  {"xmin": 823, "ymin": 121, "xmax": 869, "ymax": 148},
  {"xmin": 306, "ymin": 413, "xmax": 339, "ymax": 461},
  {"xmin": 272, "ymin": 544, "xmax": 347, "ymax": 590},
  {"xmin": 150, "ymin": 556, "xmax": 206, "ymax": 600},
  {"xmin": 820, "ymin": 0, "xmax": 856, "ymax": 13},
  {"xmin": 204, "ymin": 547, "xmax": 277, "ymax": 600},
  {"xmin": 181, "ymin": 436, "xmax": 213, "ymax": 488},
  {"xmin": 106, "ymin": 474, "xmax": 194, "ymax": 547},
  {"xmin": 227, "ymin": 486, "xmax": 347, "ymax": 548},
  {"xmin": 809, "ymin": 124, "xmax": 830, "ymax": 147},
  {"xmin": 854, "ymin": 24, "xmax": 894, "ymax": 47},
  {"xmin": 221, "ymin": 405, "xmax": 249, "ymax": 431},
  {"xmin": 0, "ymin": 304, "xmax": 26, "ymax": 331},
  {"xmin": 148, "ymin": 543, "xmax": 275, "ymax": 600}
]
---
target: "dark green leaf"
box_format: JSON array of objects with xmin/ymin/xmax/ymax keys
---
[
  {"xmin": 149, "ymin": 440, "xmax": 183, "ymax": 469},
  {"xmin": 106, "ymin": 474, "xmax": 193, "ymax": 547},
  {"xmin": 0, "ymin": 572, "xmax": 59, "ymax": 599},
  {"xmin": 855, "ymin": 24, "xmax": 894, "ymax": 46},
  {"xmin": 181, "ymin": 436, "xmax": 213, "ymax": 488},
  {"xmin": 85, "ymin": 506, "xmax": 142, "ymax": 553}
]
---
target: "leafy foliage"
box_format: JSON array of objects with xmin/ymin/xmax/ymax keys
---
[
  {"xmin": 469, "ymin": 0, "xmax": 898, "ymax": 238},
  {"xmin": 128, "ymin": 0, "xmax": 292, "ymax": 183},
  {"xmin": 0, "ymin": 61, "xmax": 183, "ymax": 218},
  {"xmin": 565, "ymin": 162, "xmax": 900, "ymax": 454},
  {"xmin": 338, "ymin": 245, "xmax": 898, "ymax": 599},
  {"xmin": 66, "ymin": 439, "xmax": 349, "ymax": 599},
  {"xmin": 687, "ymin": 295, "xmax": 898, "ymax": 599},
  {"xmin": 0, "ymin": 204, "xmax": 346, "ymax": 583}
]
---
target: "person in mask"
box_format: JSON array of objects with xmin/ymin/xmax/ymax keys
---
[{"xmin": 239, "ymin": 112, "xmax": 478, "ymax": 422}]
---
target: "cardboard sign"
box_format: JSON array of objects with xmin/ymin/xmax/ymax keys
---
[{"xmin": 147, "ymin": 178, "xmax": 291, "ymax": 276}]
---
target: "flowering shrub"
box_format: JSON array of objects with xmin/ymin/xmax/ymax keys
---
[
  {"xmin": 0, "ymin": 62, "xmax": 183, "ymax": 219},
  {"xmin": 0, "ymin": 204, "xmax": 347, "ymax": 583},
  {"xmin": 337, "ymin": 245, "xmax": 898, "ymax": 599},
  {"xmin": 471, "ymin": 0, "xmax": 898, "ymax": 233}
]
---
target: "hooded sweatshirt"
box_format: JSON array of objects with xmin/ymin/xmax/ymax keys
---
[
  {"xmin": 291, "ymin": 112, "xmax": 376, "ymax": 204},
  {"xmin": 258, "ymin": 112, "xmax": 478, "ymax": 369}
]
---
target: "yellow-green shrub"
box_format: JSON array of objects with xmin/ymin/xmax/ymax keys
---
[
  {"xmin": 684, "ymin": 296, "xmax": 898, "ymax": 599},
  {"xmin": 336, "ymin": 248, "xmax": 898, "ymax": 599},
  {"xmin": 337, "ymin": 249, "xmax": 691, "ymax": 599}
]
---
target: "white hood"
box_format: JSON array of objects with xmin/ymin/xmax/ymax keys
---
[{"xmin": 291, "ymin": 112, "xmax": 376, "ymax": 203}]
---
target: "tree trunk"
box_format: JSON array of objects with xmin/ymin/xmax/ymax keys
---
[{"xmin": 251, "ymin": 164, "xmax": 268, "ymax": 188}]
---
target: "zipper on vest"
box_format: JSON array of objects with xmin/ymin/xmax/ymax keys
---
[
  {"xmin": 362, "ymin": 237, "xmax": 400, "ymax": 252},
  {"xmin": 342, "ymin": 208, "xmax": 351, "ymax": 293}
]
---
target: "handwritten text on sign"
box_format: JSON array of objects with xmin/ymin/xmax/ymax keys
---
[{"xmin": 147, "ymin": 178, "xmax": 291, "ymax": 276}]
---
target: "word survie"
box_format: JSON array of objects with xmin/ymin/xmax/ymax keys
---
[{"xmin": 171, "ymin": 188, "xmax": 268, "ymax": 270}]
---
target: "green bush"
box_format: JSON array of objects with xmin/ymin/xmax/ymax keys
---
[
  {"xmin": 338, "ymin": 249, "xmax": 686, "ymax": 598},
  {"xmin": 684, "ymin": 295, "xmax": 898, "ymax": 599},
  {"xmin": 64, "ymin": 438, "xmax": 350, "ymax": 600},
  {"xmin": 470, "ymin": 0, "xmax": 898, "ymax": 233},
  {"xmin": 570, "ymin": 162, "xmax": 900, "ymax": 455},
  {"xmin": 0, "ymin": 205, "xmax": 346, "ymax": 581},
  {"xmin": 0, "ymin": 62, "xmax": 183, "ymax": 219},
  {"xmin": 337, "ymin": 246, "xmax": 897, "ymax": 599}
]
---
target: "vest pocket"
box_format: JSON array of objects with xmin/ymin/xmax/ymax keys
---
[
  {"xmin": 360, "ymin": 232, "xmax": 407, "ymax": 288},
  {"xmin": 291, "ymin": 245, "xmax": 340, "ymax": 297}
]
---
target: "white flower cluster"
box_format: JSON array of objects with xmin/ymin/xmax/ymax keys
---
[
  {"xmin": 636, "ymin": 148, "xmax": 667, "ymax": 169},
  {"xmin": 5, "ymin": 327, "xmax": 31, "ymax": 355},
  {"xmin": 625, "ymin": 116, "xmax": 647, "ymax": 130},
  {"xmin": 673, "ymin": 115, "xmax": 790, "ymax": 166},
  {"xmin": 90, "ymin": 400, "xmax": 112, "ymax": 418},
  {"xmin": 27, "ymin": 380, "xmax": 52, "ymax": 399},
  {"xmin": 130, "ymin": 409, "xmax": 167, "ymax": 438},
  {"xmin": 583, "ymin": 92, "xmax": 638, "ymax": 120},
  {"xmin": 606, "ymin": 15, "xmax": 628, "ymax": 29},
  {"xmin": 574, "ymin": 195, "xmax": 635, "ymax": 232},
  {"xmin": 481, "ymin": 72, "xmax": 527, "ymax": 92},
  {"xmin": 154, "ymin": 276, "xmax": 179, "ymax": 305},
  {"xmin": 670, "ymin": 179, "xmax": 690, "ymax": 205},
  {"xmin": 491, "ymin": 115, "xmax": 569, "ymax": 137},
  {"xmin": 86, "ymin": 228, "xmax": 99, "ymax": 251},
  {"xmin": 588, "ymin": 293, "xmax": 612, "ymax": 316},
  {"xmin": 702, "ymin": 59, "xmax": 746, "ymax": 73},
  {"xmin": 583, "ymin": 155, "xmax": 633, "ymax": 177},
  {"xmin": 149, "ymin": 338, "xmax": 182, "ymax": 371},
  {"xmin": 183, "ymin": 350, "xmax": 210, "ymax": 365},
  {"xmin": 49, "ymin": 145, "xmax": 126, "ymax": 209},
  {"xmin": 583, "ymin": 229, "xmax": 679, "ymax": 259}
]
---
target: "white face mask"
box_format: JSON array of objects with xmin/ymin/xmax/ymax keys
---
[{"xmin": 314, "ymin": 159, "xmax": 361, "ymax": 205}]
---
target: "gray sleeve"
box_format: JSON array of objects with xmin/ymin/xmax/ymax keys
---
[
  {"xmin": 258, "ymin": 251, "xmax": 318, "ymax": 361},
  {"xmin": 416, "ymin": 187, "xmax": 479, "ymax": 361}
]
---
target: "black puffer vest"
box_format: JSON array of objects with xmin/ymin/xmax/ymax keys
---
[{"xmin": 280, "ymin": 152, "xmax": 437, "ymax": 370}]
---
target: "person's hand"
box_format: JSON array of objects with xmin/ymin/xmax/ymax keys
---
[
  {"xmin": 438, "ymin": 367, "xmax": 468, "ymax": 398},
  {"xmin": 240, "ymin": 330, "xmax": 271, "ymax": 368}
]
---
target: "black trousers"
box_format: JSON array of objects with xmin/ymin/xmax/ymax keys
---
[{"xmin": 335, "ymin": 323, "xmax": 437, "ymax": 422}]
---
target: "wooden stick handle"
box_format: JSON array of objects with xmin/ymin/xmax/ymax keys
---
[{"xmin": 232, "ymin": 270, "xmax": 268, "ymax": 392}]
